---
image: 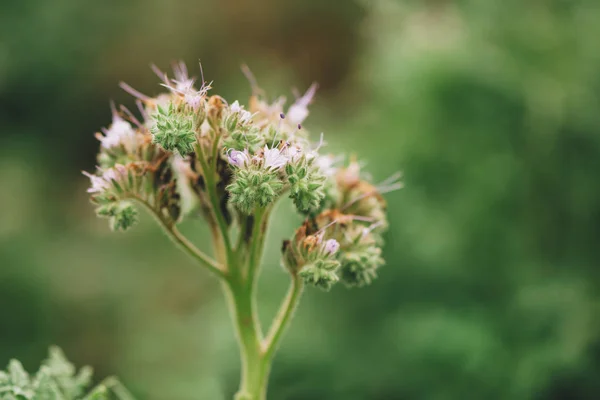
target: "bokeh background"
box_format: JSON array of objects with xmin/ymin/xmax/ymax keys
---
[{"xmin": 2, "ymin": 0, "xmax": 600, "ymax": 398}]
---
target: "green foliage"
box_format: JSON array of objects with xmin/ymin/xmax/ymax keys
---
[{"xmin": 0, "ymin": 347, "xmax": 131, "ymax": 400}]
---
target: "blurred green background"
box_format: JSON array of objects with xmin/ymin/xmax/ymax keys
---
[{"xmin": 2, "ymin": 0, "xmax": 600, "ymax": 398}]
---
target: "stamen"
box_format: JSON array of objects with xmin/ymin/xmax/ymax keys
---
[
  {"xmin": 135, "ymin": 99, "xmax": 149, "ymax": 121},
  {"xmin": 350, "ymin": 215, "xmax": 377, "ymax": 222},
  {"xmin": 198, "ymin": 60, "xmax": 206, "ymax": 87},
  {"xmin": 109, "ymin": 100, "xmax": 118, "ymax": 118},
  {"xmin": 341, "ymin": 191, "xmax": 376, "ymax": 211},
  {"xmin": 241, "ymin": 64, "xmax": 264, "ymax": 96},
  {"xmin": 377, "ymin": 171, "xmax": 403, "ymax": 187},
  {"xmin": 315, "ymin": 219, "xmax": 338, "ymax": 236},
  {"xmin": 119, "ymin": 82, "xmax": 151, "ymax": 101},
  {"xmin": 361, "ymin": 221, "xmax": 384, "ymax": 238},
  {"xmin": 376, "ymin": 182, "xmax": 404, "ymax": 194},
  {"xmin": 119, "ymin": 105, "xmax": 143, "ymax": 129},
  {"xmin": 150, "ymin": 64, "xmax": 169, "ymax": 85}
]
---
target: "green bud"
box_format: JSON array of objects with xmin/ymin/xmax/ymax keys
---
[
  {"xmin": 151, "ymin": 102, "xmax": 197, "ymax": 156},
  {"xmin": 285, "ymin": 160, "xmax": 326, "ymax": 214},
  {"xmin": 299, "ymin": 258, "xmax": 340, "ymax": 291},
  {"xmin": 99, "ymin": 201, "xmax": 139, "ymax": 232},
  {"xmin": 227, "ymin": 168, "xmax": 283, "ymax": 214},
  {"xmin": 339, "ymin": 246, "xmax": 384, "ymax": 287}
]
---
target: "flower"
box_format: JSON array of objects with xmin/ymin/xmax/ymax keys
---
[
  {"xmin": 84, "ymin": 171, "xmax": 111, "ymax": 194},
  {"xmin": 287, "ymin": 83, "xmax": 318, "ymax": 125},
  {"xmin": 228, "ymin": 149, "xmax": 251, "ymax": 168},
  {"xmin": 230, "ymin": 100, "xmax": 242, "ymax": 113},
  {"xmin": 230, "ymin": 100, "xmax": 254, "ymax": 124},
  {"xmin": 99, "ymin": 116, "xmax": 139, "ymax": 152},
  {"xmin": 154, "ymin": 62, "xmax": 210, "ymax": 111},
  {"xmin": 171, "ymin": 61, "xmax": 195, "ymax": 92},
  {"xmin": 83, "ymin": 165, "xmax": 126, "ymax": 194},
  {"xmin": 262, "ymin": 146, "xmax": 288, "ymax": 170},
  {"xmin": 316, "ymin": 154, "xmax": 338, "ymax": 177},
  {"xmin": 324, "ymin": 239, "xmax": 340, "ymax": 255}
]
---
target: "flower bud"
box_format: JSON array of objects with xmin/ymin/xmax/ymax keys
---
[
  {"xmin": 285, "ymin": 156, "xmax": 326, "ymax": 214},
  {"xmin": 227, "ymin": 168, "xmax": 284, "ymax": 214},
  {"xmin": 151, "ymin": 102, "xmax": 197, "ymax": 156},
  {"xmin": 339, "ymin": 246, "xmax": 384, "ymax": 287},
  {"xmin": 207, "ymin": 95, "xmax": 225, "ymax": 127},
  {"xmin": 108, "ymin": 201, "xmax": 139, "ymax": 231},
  {"xmin": 298, "ymin": 258, "xmax": 340, "ymax": 291},
  {"xmin": 324, "ymin": 239, "xmax": 340, "ymax": 255}
]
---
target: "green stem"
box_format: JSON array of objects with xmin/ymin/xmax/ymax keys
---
[
  {"xmin": 131, "ymin": 196, "xmax": 225, "ymax": 278},
  {"xmin": 195, "ymin": 142, "xmax": 234, "ymax": 265},
  {"xmin": 225, "ymin": 279, "xmax": 269, "ymax": 400},
  {"xmin": 246, "ymin": 207, "xmax": 268, "ymax": 283},
  {"xmin": 263, "ymin": 277, "xmax": 304, "ymax": 360}
]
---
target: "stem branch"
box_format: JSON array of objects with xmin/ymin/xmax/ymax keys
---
[
  {"xmin": 263, "ymin": 277, "xmax": 304, "ymax": 360},
  {"xmin": 131, "ymin": 196, "xmax": 225, "ymax": 279}
]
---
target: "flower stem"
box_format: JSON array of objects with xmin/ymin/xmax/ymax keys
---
[
  {"xmin": 263, "ymin": 277, "xmax": 304, "ymax": 360},
  {"xmin": 225, "ymin": 278, "xmax": 268, "ymax": 400},
  {"xmin": 131, "ymin": 196, "xmax": 225, "ymax": 278}
]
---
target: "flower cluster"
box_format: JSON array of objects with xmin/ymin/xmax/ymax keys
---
[
  {"xmin": 84, "ymin": 61, "xmax": 401, "ymax": 288},
  {"xmin": 282, "ymin": 161, "xmax": 402, "ymax": 289}
]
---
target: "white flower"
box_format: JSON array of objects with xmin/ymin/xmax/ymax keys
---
[
  {"xmin": 172, "ymin": 61, "xmax": 196, "ymax": 92},
  {"xmin": 262, "ymin": 146, "xmax": 288, "ymax": 170},
  {"xmin": 84, "ymin": 165, "xmax": 127, "ymax": 194},
  {"xmin": 323, "ymin": 239, "xmax": 340, "ymax": 255},
  {"xmin": 184, "ymin": 93, "xmax": 203, "ymax": 111},
  {"xmin": 100, "ymin": 116, "xmax": 139, "ymax": 152},
  {"xmin": 285, "ymin": 144, "xmax": 304, "ymax": 163},
  {"xmin": 316, "ymin": 154, "xmax": 337, "ymax": 177},
  {"xmin": 155, "ymin": 62, "xmax": 210, "ymax": 111},
  {"xmin": 84, "ymin": 172, "xmax": 110, "ymax": 194},
  {"xmin": 230, "ymin": 100, "xmax": 254, "ymax": 124},
  {"xmin": 230, "ymin": 100, "xmax": 242, "ymax": 113},
  {"xmin": 228, "ymin": 149, "xmax": 251, "ymax": 168},
  {"xmin": 287, "ymin": 83, "xmax": 318, "ymax": 125}
]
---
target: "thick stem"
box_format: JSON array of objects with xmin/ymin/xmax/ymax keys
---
[{"xmin": 225, "ymin": 280, "xmax": 269, "ymax": 400}]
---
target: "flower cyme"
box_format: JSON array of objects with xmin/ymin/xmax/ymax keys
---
[{"xmin": 84, "ymin": 61, "xmax": 401, "ymax": 399}]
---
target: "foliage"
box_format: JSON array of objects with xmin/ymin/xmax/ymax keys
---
[{"xmin": 0, "ymin": 348, "xmax": 131, "ymax": 400}]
